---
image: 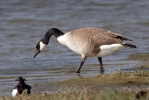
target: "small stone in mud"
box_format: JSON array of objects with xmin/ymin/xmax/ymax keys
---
[
  {"xmin": 33, "ymin": 83, "xmax": 38, "ymax": 86},
  {"xmin": 127, "ymin": 81, "xmax": 134, "ymax": 83},
  {"xmin": 136, "ymin": 91, "xmax": 147, "ymax": 99}
]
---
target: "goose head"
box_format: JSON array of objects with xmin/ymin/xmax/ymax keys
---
[
  {"xmin": 34, "ymin": 40, "xmax": 46, "ymax": 58},
  {"xmin": 34, "ymin": 28, "xmax": 64, "ymax": 58}
]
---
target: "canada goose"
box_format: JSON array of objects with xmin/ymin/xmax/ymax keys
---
[
  {"xmin": 34, "ymin": 27, "xmax": 136, "ymax": 73},
  {"xmin": 12, "ymin": 77, "xmax": 31, "ymax": 97}
]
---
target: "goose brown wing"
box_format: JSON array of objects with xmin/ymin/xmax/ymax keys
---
[
  {"xmin": 67, "ymin": 27, "xmax": 129, "ymax": 57},
  {"xmin": 69, "ymin": 27, "xmax": 130, "ymax": 46}
]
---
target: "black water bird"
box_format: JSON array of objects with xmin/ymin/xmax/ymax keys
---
[{"xmin": 12, "ymin": 77, "xmax": 31, "ymax": 97}]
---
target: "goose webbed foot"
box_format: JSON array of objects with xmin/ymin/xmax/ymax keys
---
[
  {"xmin": 76, "ymin": 70, "xmax": 80, "ymax": 73},
  {"xmin": 100, "ymin": 68, "xmax": 105, "ymax": 74}
]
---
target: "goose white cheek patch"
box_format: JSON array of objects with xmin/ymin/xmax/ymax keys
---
[{"xmin": 40, "ymin": 41, "xmax": 46, "ymax": 51}]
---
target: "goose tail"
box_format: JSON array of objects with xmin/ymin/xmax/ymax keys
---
[{"xmin": 123, "ymin": 43, "xmax": 137, "ymax": 48}]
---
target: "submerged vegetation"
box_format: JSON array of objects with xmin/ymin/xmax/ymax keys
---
[
  {"xmin": 1, "ymin": 70, "xmax": 149, "ymax": 100},
  {"xmin": 128, "ymin": 53, "xmax": 149, "ymax": 69}
]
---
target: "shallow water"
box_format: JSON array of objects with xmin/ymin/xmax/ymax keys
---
[{"xmin": 0, "ymin": 0, "xmax": 149, "ymax": 96}]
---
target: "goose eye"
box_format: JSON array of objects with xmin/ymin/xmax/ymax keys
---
[{"xmin": 36, "ymin": 43, "xmax": 40, "ymax": 51}]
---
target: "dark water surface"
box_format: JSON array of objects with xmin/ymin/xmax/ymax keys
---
[{"xmin": 0, "ymin": 0, "xmax": 149, "ymax": 95}]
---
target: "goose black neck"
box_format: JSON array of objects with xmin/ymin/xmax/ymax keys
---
[{"xmin": 42, "ymin": 28, "xmax": 64, "ymax": 45}]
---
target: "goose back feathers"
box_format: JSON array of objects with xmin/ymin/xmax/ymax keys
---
[{"xmin": 57, "ymin": 27, "xmax": 135, "ymax": 57}]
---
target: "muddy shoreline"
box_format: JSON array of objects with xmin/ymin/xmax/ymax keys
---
[
  {"xmin": 33, "ymin": 70, "xmax": 149, "ymax": 94},
  {"xmin": 0, "ymin": 53, "xmax": 149, "ymax": 96},
  {"xmin": 32, "ymin": 53, "xmax": 149, "ymax": 94}
]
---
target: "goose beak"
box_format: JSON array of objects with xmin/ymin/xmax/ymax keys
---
[{"xmin": 34, "ymin": 51, "xmax": 40, "ymax": 58}]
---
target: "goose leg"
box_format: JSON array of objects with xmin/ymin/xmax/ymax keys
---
[
  {"xmin": 76, "ymin": 56, "xmax": 87, "ymax": 73},
  {"xmin": 98, "ymin": 57, "xmax": 105, "ymax": 73}
]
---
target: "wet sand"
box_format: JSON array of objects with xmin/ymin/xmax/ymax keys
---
[
  {"xmin": 32, "ymin": 70, "xmax": 149, "ymax": 94},
  {"xmin": 0, "ymin": 53, "xmax": 149, "ymax": 96},
  {"xmin": 32, "ymin": 53, "xmax": 149, "ymax": 93}
]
